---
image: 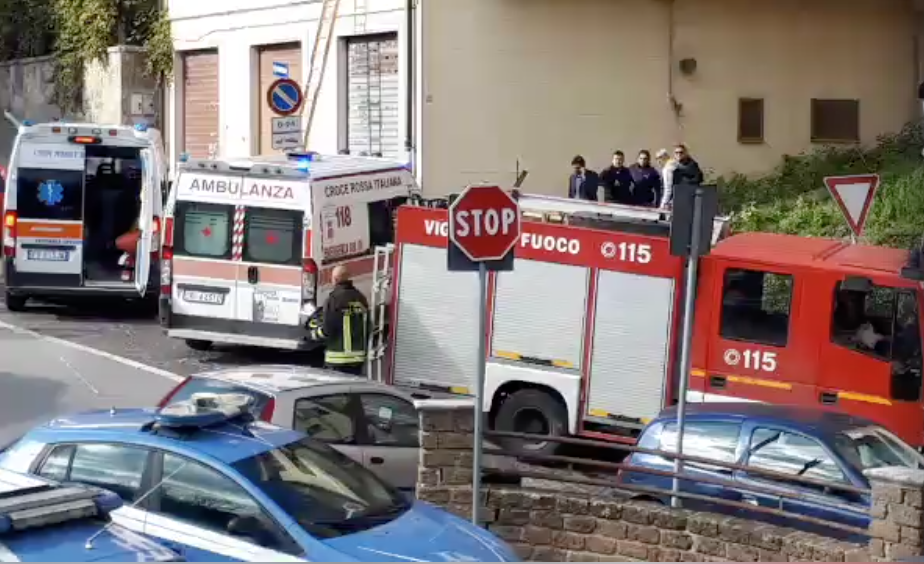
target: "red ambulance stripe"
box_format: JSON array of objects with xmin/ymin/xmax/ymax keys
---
[
  {"xmin": 173, "ymin": 257, "xmax": 238, "ymax": 281},
  {"xmin": 245, "ymin": 265, "xmax": 301, "ymax": 286}
]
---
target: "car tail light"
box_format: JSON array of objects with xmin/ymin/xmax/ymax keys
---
[
  {"xmin": 157, "ymin": 376, "xmax": 191, "ymax": 408},
  {"xmin": 260, "ymin": 398, "xmax": 276, "ymax": 421},
  {"xmin": 151, "ymin": 216, "xmax": 161, "ymax": 257},
  {"xmin": 302, "ymin": 258, "xmax": 318, "ymax": 302},
  {"xmin": 3, "ymin": 210, "xmax": 16, "ymax": 258},
  {"xmin": 161, "ymin": 217, "xmax": 174, "ymax": 296}
]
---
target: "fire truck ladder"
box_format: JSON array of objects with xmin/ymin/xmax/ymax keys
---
[
  {"xmin": 367, "ymin": 243, "xmax": 395, "ymax": 382},
  {"xmin": 300, "ymin": 0, "xmax": 342, "ymax": 147},
  {"xmin": 516, "ymin": 194, "xmax": 731, "ymax": 245}
]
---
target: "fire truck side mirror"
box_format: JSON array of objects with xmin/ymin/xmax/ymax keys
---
[{"xmin": 842, "ymin": 276, "xmax": 873, "ymax": 293}]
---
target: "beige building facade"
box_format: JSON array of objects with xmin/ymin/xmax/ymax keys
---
[
  {"xmin": 166, "ymin": 0, "xmax": 921, "ymax": 197},
  {"xmin": 419, "ymin": 0, "xmax": 921, "ymax": 194}
]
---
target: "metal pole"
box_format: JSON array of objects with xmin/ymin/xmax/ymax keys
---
[
  {"xmin": 472, "ymin": 261, "xmax": 488, "ymax": 525},
  {"xmin": 671, "ymin": 187, "xmax": 703, "ymax": 508}
]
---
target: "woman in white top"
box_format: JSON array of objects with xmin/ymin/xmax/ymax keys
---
[{"xmin": 655, "ymin": 149, "xmax": 678, "ymax": 209}]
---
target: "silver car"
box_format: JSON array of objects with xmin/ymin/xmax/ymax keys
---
[{"xmin": 157, "ymin": 365, "xmax": 421, "ymax": 491}]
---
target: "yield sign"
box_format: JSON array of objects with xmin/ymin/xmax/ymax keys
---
[{"xmin": 824, "ymin": 174, "xmax": 880, "ymax": 237}]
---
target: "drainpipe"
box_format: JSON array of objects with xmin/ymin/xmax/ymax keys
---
[{"xmin": 405, "ymin": 0, "xmax": 416, "ymax": 173}]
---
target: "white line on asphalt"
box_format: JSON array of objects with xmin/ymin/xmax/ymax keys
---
[
  {"xmin": 57, "ymin": 354, "xmax": 101, "ymax": 395},
  {"xmin": 0, "ymin": 319, "xmax": 185, "ymax": 383}
]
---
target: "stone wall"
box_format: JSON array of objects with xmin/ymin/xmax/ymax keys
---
[
  {"xmin": 0, "ymin": 46, "xmax": 160, "ymax": 166},
  {"xmin": 416, "ymin": 401, "xmax": 924, "ymax": 562}
]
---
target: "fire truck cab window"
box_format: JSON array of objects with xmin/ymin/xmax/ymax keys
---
[
  {"xmin": 831, "ymin": 283, "xmax": 923, "ymax": 401},
  {"xmin": 720, "ymin": 268, "xmax": 793, "ymax": 347}
]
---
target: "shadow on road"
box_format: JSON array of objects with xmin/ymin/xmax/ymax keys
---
[
  {"xmin": 16, "ymin": 298, "xmax": 158, "ymax": 323},
  {"xmin": 191, "ymin": 344, "xmax": 326, "ymax": 369},
  {"xmin": 0, "ymin": 370, "xmax": 69, "ymax": 445}
]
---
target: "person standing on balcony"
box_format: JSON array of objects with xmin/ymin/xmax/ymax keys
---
[
  {"xmin": 600, "ymin": 150, "xmax": 634, "ymax": 205},
  {"xmin": 628, "ymin": 150, "xmax": 661, "ymax": 207}
]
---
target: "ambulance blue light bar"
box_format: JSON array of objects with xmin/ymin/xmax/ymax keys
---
[
  {"xmin": 134, "ymin": 122, "xmax": 148, "ymax": 132},
  {"xmin": 0, "ymin": 469, "xmax": 122, "ymax": 534},
  {"xmin": 154, "ymin": 393, "xmax": 256, "ymax": 429}
]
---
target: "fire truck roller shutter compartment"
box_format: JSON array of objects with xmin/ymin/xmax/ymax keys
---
[
  {"xmin": 392, "ymin": 244, "xmax": 481, "ymax": 393},
  {"xmin": 586, "ymin": 270, "xmax": 676, "ymax": 423}
]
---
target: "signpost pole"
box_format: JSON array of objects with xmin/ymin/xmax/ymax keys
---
[
  {"xmin": 671, "ymin": 187, "xmax": 703, "ymax": 509},
  {"xmin": 472, "ymin": 261, "xmax": 488, "ymax": 525}
]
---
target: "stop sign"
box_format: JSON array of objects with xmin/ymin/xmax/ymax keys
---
[{"xmin": 448, "ymin": 185, "xmax": 521, "ymax": 262}]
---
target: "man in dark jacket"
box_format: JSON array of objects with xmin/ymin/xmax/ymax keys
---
[
  {"xmin": 660, "ymin": 144, "xmax": 704, "ymax": 208},
  {"xmin": 568, "ymin": 155, "xmax": 599, "ymax": 201},
  {"xmin": 628, "ymin": 150, "xmax": 661, "ymax": 207},
  {"xmin": 308, "ymin": 265, "xmax": 369, "ymax": 375},
  {"xmin": 599, "ymin": 150, "xmax": 634, "ymax": 205}
]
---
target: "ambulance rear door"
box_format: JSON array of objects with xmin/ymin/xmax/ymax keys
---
[
  {"xmin": 134, "ymin": 148, "xmax": 155, "ymax": 296},
  {"xmin": 233, "ymin": 173, "xmax": 309, "ymax": 333},
  {"xmin": 10, "ymin": 141, "xmax": 87, "ymax": 284},
  {"xmin": 170, "ymin": 170, "xmax": 244, "ymax": 323}
]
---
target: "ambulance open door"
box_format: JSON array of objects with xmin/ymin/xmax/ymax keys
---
[{"xmin": 134, "ymin": 148, "xmax": 155, "ymax": 296}]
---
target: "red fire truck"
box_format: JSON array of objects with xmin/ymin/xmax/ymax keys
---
[{"xmin": 366, "ymin": 194, "xmax": 924, "ymax": 453}]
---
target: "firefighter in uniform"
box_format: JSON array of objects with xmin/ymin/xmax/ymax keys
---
[{"xmin": 308, "ymin": 265, "xmax": 369, "ymax": 375}]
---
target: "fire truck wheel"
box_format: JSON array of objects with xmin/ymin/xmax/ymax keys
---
[
  {"xmin": 494, "ymin": 388, "xmax": 567, "ymax": 457},
  {"xmin": 185, "ymin": 339, "xmax": 213, "ymax": 352},
  {"xmin": 4, "ymin": 291, "xmax": 26, "ymax": 312}
]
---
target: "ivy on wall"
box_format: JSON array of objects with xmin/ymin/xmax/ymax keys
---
[{"xmin": 0, "ymin": 0, "xmax": 173, "ymax": 113}]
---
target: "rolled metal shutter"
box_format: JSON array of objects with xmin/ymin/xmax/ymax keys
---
[
  {"xmin": 392, "ymin": 245, "xmax": 480, "ymax": 391},
  {"xmin": 182, "ymin": 51, "xmax": 219, "ymax": 159},
  {"xmin": 491, "ymin": 260, "xmax": 588, "ymax": 369},
  {"xmin": 346, "ymin": 34, "xmax": 400, "ymax": 158},
  {"xmin": 257, "ymin": 43, "xmax": 303, "ymax": 155},
  {"xmin": 587, "ymin": 271, "xmax": 675, "ymax": 421}
]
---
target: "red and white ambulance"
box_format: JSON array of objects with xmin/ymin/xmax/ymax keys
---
[
  {"xmin": 374, "ymin": 193, "xmax": 924, "ymax": 451},
  {"xmin": 159, "ymin": 152, "xmax": 416, "ymax": 352}
]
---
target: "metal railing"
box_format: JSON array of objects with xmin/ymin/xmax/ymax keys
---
[{"xmin": 481, "ymin": 429, "xmax": 871, "ymax": 538}]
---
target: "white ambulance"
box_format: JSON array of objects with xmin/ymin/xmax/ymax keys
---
[
  {"xmin": 159, "ymin": 152, "xmax": 417, "ymax": 352},
  {"xmin": 3, "ymin": 121, "xmax": 167, "ymax": 311}
]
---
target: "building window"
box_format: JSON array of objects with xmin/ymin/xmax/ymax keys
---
[
  {"xmin": 811, "ymin": 99, "xmax": 859, "ymax": 143},
  {"xmin": 738, "ymin": 98, "xmax": 764, "ymax": 143}
]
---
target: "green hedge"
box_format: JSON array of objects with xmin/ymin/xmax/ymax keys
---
[{"xmin": 717, "ymin": 123, "xmax": 924, "ymax": 249}]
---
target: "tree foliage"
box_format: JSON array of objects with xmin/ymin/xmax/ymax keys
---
[
  {"xmin": 717, "ymin": 122, "xmax": 924, "ymax": 249},
  {"xmin": 0, "ymin": 0, "xmax": 173, "ymax": 113}
]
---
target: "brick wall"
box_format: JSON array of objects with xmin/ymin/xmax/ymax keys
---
[{"xmin": 416, "ymin": 400, "xmax": 924, "ymax": 562}]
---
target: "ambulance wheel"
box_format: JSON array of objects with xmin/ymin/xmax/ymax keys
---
[
  {"xmin": 494, "ymin": 388, "xmax": 566, "ymax": 457},
  {"xmin": 4, "ymin": 292, "xmax": 26, "ymax": 312},
  {"xmin": 185, "ymin": 339, "xmax": 213, "ymax": 352}
]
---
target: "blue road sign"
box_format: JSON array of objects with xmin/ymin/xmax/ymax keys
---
[
  {"xmin": 273, "ymin": 61, "xmax": 289, "ymax": 78},
  {"xmin": 267, "ymin": 78, "xmax": 303, "ymax": 116}
]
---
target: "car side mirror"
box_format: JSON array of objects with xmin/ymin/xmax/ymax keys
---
[{"xmin": 227, "ymin": 515, "xmax": 265, "ymax": 539}]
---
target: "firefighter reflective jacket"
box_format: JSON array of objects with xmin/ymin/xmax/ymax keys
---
[{"xmin": 309, "ymin": 280, "xmax": 369, "ymax": 365}]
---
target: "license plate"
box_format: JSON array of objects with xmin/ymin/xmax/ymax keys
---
[
  {"xmin": 26, "ymin": 249, "xmax": 69, "ymax": 262},
  {"xmin": 182, "ymin": 290, "xmax": 225, "ymax": 305}
]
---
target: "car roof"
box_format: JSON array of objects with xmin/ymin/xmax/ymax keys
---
[
  {"xmin": 712, "ymin": 232, "xmax": 910, "ymax": 278},
  {"xmin": 28, "ymin": 408, "xmax": 303, "ymax": 465},
  {"xmin": 192, "ymin": 364, "xmax": 382, "ymax": 395},
  {"xmin": 656, "ymin": 402, "xmax": 876, "ymax": 437}
]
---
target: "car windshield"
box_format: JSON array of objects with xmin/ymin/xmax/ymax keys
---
[
  {"xmin": 834, "ymin": 425, "xmax": 924, "ymax": 471},
  {"xmin": 231, "ymin": 436, "xmax": 410, "ymax": 539}
]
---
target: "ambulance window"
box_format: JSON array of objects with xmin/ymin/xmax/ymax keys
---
[
  {"xmin": 176, "ymin": 202, "xmax": 233, "ymax": 259},
  {"xmin": 15, "ymin": 168, "xmax": 84, "ymax": 221},
  {"xmin": 720, "ymin": 268, "xmax": 793, "ymax": 347},
  {"xmin": 244, "ymin": 207, "xmax": 302, "ymax": 266}
]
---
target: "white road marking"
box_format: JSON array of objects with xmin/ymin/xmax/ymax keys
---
[
  {"xmin": 57, "ymin": 354, "xmax": 100, "ymax": 395},
  {"xmin": 0, "ymin": 319, "xmax": 185, "ymax": 383}
]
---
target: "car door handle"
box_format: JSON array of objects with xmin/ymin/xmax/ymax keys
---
[
  {"xmin": 247, "ymin": 266, "xmax": 259, "ymax": 285},
  {"xmin": 370, "ymin": 456, "xmax": 384, "ymax": 465},
  {"xmin": 741, "ymin": 494, "xmax": 759, "ymax": 507}
]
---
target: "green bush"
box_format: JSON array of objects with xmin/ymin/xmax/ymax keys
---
[{"xmin": 717, "ymin": 122, "xmax": 924, "ymax": 249}]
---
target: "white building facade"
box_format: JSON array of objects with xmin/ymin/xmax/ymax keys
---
[
  {"xmin": 165, "ymin": 0, "xmax": 413, "ymax": 167},
  {"xmin": 166, "ymin": 0, "xmax": 922, "ymax": 196}
]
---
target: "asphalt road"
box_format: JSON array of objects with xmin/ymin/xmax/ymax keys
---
[{"xmin": 0, "ymin": 322, "xmax": 180, "ymax": 446}]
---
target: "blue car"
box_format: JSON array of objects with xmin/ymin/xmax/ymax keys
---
[
  {"xmin": 0, "ymin": 467, "xmax": 182, "ymax": 561},
  {"xmin": 0, "ymin": 396, "xmax": 517, "ymax": 562},
  {"xmin": 618, "ymin": 403, "xmax": 924, "ymax": 535}
]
